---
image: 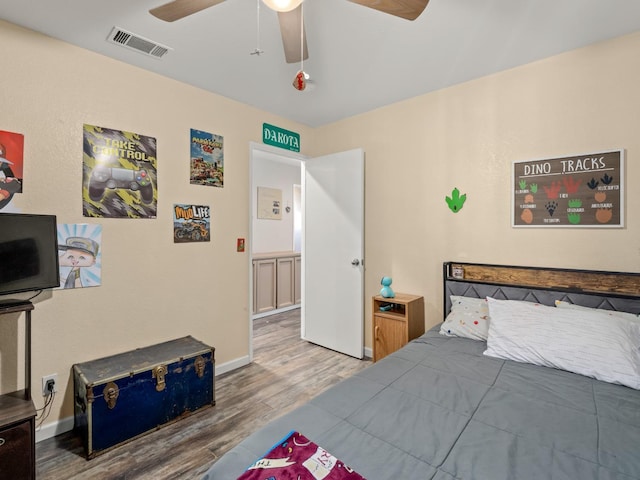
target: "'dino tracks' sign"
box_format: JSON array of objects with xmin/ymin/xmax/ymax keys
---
[{"xmin": 512, "ymin": 150, "xmax": 624, "ymax": 228}]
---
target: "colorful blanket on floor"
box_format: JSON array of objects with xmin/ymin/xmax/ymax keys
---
[{"xmin": 236, "ymin": 431, "xmax": 366, "ymax": 480}]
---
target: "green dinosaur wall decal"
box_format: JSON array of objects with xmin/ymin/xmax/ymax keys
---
[{"xmin": 446, "ymin": 188, "xmax": 467, "ymax": 213}]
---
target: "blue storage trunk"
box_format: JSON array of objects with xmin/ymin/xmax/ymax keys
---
[{"xmin": 73, "ymin": 336, "xmax": 215, "ymax": 459}]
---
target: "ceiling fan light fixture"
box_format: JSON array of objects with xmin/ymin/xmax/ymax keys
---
[{"xmin": 261, "ymin": 0, "xmax": 303, "ymax": 13}]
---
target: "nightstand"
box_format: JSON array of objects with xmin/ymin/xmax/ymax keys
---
[{"xmin": 372, "ymin": 293, "xmax": 425, "ymax": 362}]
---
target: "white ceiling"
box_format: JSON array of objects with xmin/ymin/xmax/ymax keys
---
[{"xmin": 2, "ymin": 0, "xmax": 640, "ymax": 127}]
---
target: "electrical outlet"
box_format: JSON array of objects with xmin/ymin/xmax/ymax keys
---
[{"xmin": 42, "ymin": 373, "xmax": 58, "ymax": 396}]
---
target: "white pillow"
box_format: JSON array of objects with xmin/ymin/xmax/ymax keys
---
[
  {"xmin": 440, "ymin": 296, "xmax": 490, "ymax": 341},
  {"xmin": 555, "ymin": 300, "xmax": 640, "ymax": 323},
  {"xmin": 484, "ymin": 297, "xmax": 640, "ymax": 390}
]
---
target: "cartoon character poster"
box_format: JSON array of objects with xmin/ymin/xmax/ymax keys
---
[
  {"xmin": 0, "ymin": 130, "xmax": 24, "ymax": 210},
  {"xmin": 173, "ymin": 204, "xmax": 211, "ymax": 243},
  {"xmin": 82, "ymin": 124, "xmax": 157, "ymax": 218},
  {"xmin": 57, "ymin": 224, "xmax": 102, "ymax": 289},
  {"xmin": 190, "ymin": 129, "xmax": 223, "ymax": 187}
]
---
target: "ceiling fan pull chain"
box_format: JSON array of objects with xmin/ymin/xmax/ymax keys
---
[
  {"xmin": 251, "ymin": 0, "xmax": 264, "ymax": 56},
  {"xmin": 300, "ymin": 1, "xmax": 304, "ymax": 72},
  {"xmin": 292, "ymin": 1, "xmax": 307, "ymax": 91}
]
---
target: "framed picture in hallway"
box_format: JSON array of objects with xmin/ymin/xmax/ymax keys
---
[{"xmin": 257, "ymin": 186, "xmax": 282, "ymax": 220}]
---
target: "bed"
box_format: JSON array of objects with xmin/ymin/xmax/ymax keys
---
[{"xmin": 203, "ymin": 262, "xmax": 640, "ymax": 480}]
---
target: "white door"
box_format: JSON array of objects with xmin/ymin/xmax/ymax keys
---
[{"xmin": 302, "ymin": 148, "xmax": 364, "ymax": 358}]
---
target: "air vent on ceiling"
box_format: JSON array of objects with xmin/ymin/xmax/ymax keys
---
[{"xmin": 107, "ymin": 27, "xmax": 172, "ymax": 59}]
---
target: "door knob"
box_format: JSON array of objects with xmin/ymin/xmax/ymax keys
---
[{"xmin": 351, "ymin": 259, "xmax": 360, "ymax": 266}]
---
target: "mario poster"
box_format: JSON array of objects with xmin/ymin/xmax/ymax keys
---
[
  {"xmin": 190, "ymin": 129, "xmax": 223, "ymax": 187},
  {"xmin": 82, "ymin": 124, "xmax": 157, "ymax": 219},
  {"xmin": 0, "ymin": 130, "xmax": 24, "ymax": 210}
]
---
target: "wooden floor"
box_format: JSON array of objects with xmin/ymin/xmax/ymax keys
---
[{"xmin": 35, "ymin": 309, "xmax": 370, "ymax": 479}]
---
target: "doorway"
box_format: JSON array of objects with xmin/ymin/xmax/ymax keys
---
[
  {"xmin": 249, "ymin": 143, "xmax": 366, "ymax": 361},
  {"xmin": 249, "ymin": 142, "xmax": 305, "ymax": 361}
]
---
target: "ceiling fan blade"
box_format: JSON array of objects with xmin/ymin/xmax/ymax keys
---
[
  {"xmin": 347, "ymin": 0, "xmax": 429, "ymax": 21},
  {"xmin": 278, "ymin": 5, "xmax": 308, "ymax": 64},
  {"xmin": 150, "ymin": 0, "xmax": 226, "ymax": 22}
]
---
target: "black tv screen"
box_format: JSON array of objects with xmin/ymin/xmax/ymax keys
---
[{"xmin": 0, "ymin": 213, "xmax": 59, "ymax": 297}]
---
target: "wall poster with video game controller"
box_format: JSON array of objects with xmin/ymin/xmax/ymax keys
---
[
  {"xmin": 83, "ymin": 124, "xmax": 157, "ymax": 219},
  {"xmin": 512, "ymin": 150, "xmax": 624, "ymax": 228}
]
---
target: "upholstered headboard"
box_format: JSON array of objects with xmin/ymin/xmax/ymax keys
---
[{"xmin": 443, "ymin": 262, "xmax": 640, "ymax": 319}]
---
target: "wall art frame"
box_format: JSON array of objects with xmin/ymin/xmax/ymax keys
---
[{"xmin": 512, "ymin": 149, "xmax": 624, "ymax": 228}]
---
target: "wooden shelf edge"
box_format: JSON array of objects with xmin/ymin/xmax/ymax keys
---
[
  {"xmin": 373, "ymin": 312, "xmax": 407, "ymax": 321},
  {"xmin": 0, "ymin": 393, "xmax": 36, "ymax": 426}
]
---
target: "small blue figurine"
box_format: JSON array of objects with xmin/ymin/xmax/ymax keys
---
[{"xmin": 380, "ymin": 276, "xmax": 395, "ymax": 298}]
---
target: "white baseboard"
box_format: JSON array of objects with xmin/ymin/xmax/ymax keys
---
[
  {"xmin": 363, "ymin": 346, "xmax": 372, "ymax": 359},
  {"xmin": 36, "ymin": 415, "xmax": 74, "ymax": 443},
  {"xmin": 35, "ymin": 355, "xmax": 252, "ymax": 443},
  {"xmin": 215, "ymin": 355, "xmax": 250, "ymax": 376},
  {"xmin": 252, "ymin": 304, "xmax": 300, "ymax": 320}
]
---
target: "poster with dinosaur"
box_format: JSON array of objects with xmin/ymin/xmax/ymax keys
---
[{"xmin": 512, "ymin": 150, "xmax": 623, "ymax": 228}]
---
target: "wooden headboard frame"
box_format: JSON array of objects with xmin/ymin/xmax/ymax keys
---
[{"xmin": 443, "ymin": 262, "xmax": 640, "ymax": 320}]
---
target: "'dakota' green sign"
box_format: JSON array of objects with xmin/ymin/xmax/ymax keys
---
[{"xmin": 263, "ymin": 123, "xmax": 300, "ymax": 152}]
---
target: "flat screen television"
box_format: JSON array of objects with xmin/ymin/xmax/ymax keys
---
[{"xmin": 0, "ymin": 213, "xmax": 59, "ymax": 300}]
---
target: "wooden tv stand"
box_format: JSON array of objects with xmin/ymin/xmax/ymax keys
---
[{"xmin": 0, "ymin": 301, "xmax": 36, "ymax": 479}]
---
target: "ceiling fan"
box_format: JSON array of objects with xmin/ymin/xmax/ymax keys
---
[{"xmin": 149, "ymin": 0, "xmax": 430, "ymax": 64}]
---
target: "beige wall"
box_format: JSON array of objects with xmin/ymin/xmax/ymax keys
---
[
  {"xmin": 311, "ymin": 32, "xmax": 640, "ymax": 345},
  {"xmin": 252, "ymin": 156, "xmax": 301, "ymax": 253},
  {"xmin": 1, "ymin": 18, "xmax": 639, "ymax": 434},
  {"xmin": 0, "ymin": 20, "xmax": 312, "ymax": 430}
]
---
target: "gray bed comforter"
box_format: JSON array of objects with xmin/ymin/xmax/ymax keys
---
[{"xmin": 203, "ymin": 327, "xmax": 640, "ymax": 479}]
